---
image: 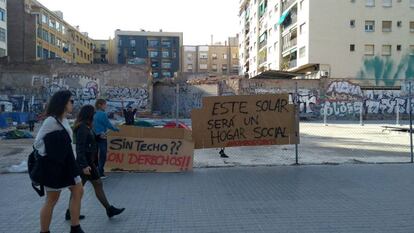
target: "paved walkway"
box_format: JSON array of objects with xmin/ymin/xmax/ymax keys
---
[{"xmin": 1, "ymin": 164, "xmax": 414, "ymax": 233}]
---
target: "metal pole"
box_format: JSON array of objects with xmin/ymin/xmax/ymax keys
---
[
  {"xmin": 409, "ymin": 81, "xmax": 413, "ymax": 163},
  {"xmin": 396, "ymin": 105, "xmax": 400, "ymax": 126},
  {"xmin": 360, "ymin": 100, "xmax": 364, "ymax": 126},
  {"xmin": 295, "ymin": 82, "xmax": 299, "ymax": 165},
  {"xmin": 324, "ymin": 101, "xmax": 328, "ymax": 126},
  {"xmin": 175, "ymin": 83, "xmax": 179, "ymax": 128}
]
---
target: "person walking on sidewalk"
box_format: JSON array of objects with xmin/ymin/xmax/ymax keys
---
[
  {"xmin": 94, "ymin": 99, "xmax": 119, "ymax": 178},
  {"xmin": 34, "ymin": 90, "xmax": 85, "ymax": 233},
  {"xmin": 28, "ymin": 110, "xmax": 36, "ymax": 132},
  {"xmin": 65, "ymin": 105, "xmax": 125, "ymax": 221},
  {"xmin": 121, "ymin": 100, "xmax": 137, "ymax": 126}
]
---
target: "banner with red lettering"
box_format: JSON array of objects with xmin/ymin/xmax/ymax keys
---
[
  {"xmin": 191, "ymin": 94, "xmax": 299, "ymax": 149},
  {"xmin": 106, "ymin": 126, "xmax": 194, "ymax": 172}
]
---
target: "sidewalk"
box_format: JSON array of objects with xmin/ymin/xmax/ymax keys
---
[{"xmin": 1, "ymin": 164, "xmax": 414, "ymax": 233}]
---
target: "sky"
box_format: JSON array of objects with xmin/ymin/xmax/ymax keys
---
[{"xmin": 37, "ymin": 0, "xmax": 240, "ymax": 45}]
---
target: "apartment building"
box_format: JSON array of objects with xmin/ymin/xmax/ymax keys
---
[
  {"xmin": 7, "ymin": 0, "xmax": 93, "ymax": 63},
  {"xmin": 114, "ymin": 30, "xmax": 183, "ymax": 79},
  {"xmin": 182, "ymin": 37, "xmax": 240, "ymax": 75},
  {"xmin": 93, "ymin": 39, "xmax": 111, "ymax": 64},
  {"xmin": 239, "ymin": 0, "xmax": 414, "ymax": 84},
  {"xmin": 0, "ymin": 0, "xmax": 6, "ymax": 57}
]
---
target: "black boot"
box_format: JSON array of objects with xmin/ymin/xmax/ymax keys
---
[
  {"xmin": 40, "ymin": 231, "xmax": 50, "ymax": 233},
  {"xmin": 70, "ymin": 225, "xmax": 85, "ymax": 233},
  {"xmin": 219, "ymin": 149, "xmax": 229, "ymax": 158},
  {"xmin": 65, "ymin": 209, "xmax": 86, "ymax": 221},
  {"xmin": 106, "ymin": 205, "xmax": 125, "ymax": 218}
]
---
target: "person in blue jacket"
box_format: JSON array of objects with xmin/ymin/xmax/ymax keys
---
[{"xmin": 93, "ymin": 99, "xmax": 119, "ymax": 178}]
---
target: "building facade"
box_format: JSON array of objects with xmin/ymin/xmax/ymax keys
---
[
  {"xmin": 239, "ymin": 0, "xmax": 414, "ymax": 85},
  {"xmin": 182, "ymin": 37, "xmax": 240, "ymax": 75},
  {"xmin": 93, "ymin": 39, "xmax": 110, "ymax": 64},
  {"xmin": 0, "ymin": 0, "xmax": 7, "ymax": 57},
  {"xmin": 114, "ymin": 30, "xmax": 183, "ymax": 79},
  {"xmin": 7, "ymin": 0, "xmax": 93, "ymax": 63}
]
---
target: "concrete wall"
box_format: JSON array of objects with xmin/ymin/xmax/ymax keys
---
[{"xmin": 0, "ymin": 61, "xmax": 152, "ymax": 117}]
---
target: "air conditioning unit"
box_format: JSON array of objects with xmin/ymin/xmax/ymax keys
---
[{"xmin": 320, "ymin": 70, "xmax": 329, "ymax": 77}]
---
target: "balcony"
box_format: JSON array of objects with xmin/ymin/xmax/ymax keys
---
[
  {"xmin": 281, "ymin": 6, "xmax": 297, "ymax": 32},
  {"xmin": 282, "ymin": 30, "xmax": 297, "ymax": 53},
  {"xmin": 281, "ymin": 51, "xmax": 297, "ymax": 70},
  {"xmin": 282, "ymin": 0, "xmax": 296, "ymax": 12}
]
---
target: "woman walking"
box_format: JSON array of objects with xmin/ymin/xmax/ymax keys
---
[
  {"xmin": 65, "ymin": 105, "xmax": 125, "ymax": 220},
  {"xmin": 93, "ymin": 99, "xmax": 119, "ymax": 178},
  {"xmin": 34, "ymin": 90, "xmax": 85, "ymax": 233}
]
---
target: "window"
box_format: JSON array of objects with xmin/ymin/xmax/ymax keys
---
[
  {"xmin": 199, "ymin": 64, "xmax": 208, "ymax": 70},
  {"xmin": 187, "ymin": 64, "xmax": 193, "ymax": 71},
  {"xmin": 212, "ymin": 64, "xmax": 218, "ymax": 71},
  {"xmin": 382, "ymin": 45, "xmax": 391, "ymax": 56},
  {"xmin": 223, "ymin": 54, "xmax": 228, "ymax": 59},
  {"xmin": 200, "ymin": 53, "xmax": 208, "ymax": 59},
  {"xmin": 148, "ymin": 40, "xmax": 159, "ymax": 47},
  {"xmin": 77, "ymin": 48, "xmax": 80, "ymax": 56},
  {"xmin": 37, "ymin": 45, "xmax": 42, "ymax": 58},
  {"xmin": 162, "ymin": 40, "xmax": 171, "ymax": 48},
  {"xmin": 365, "ymin": 21, "xmax": 375, "ymax": 32},
  {"xmin": 232, "ymin": 53, "xmax": 238, "ymax": 59},
  {"xmin": 382, "ymin": 0, "xmax": 392, "ymax": 7},
  {"xmin": 151, "ymin": 61, "xmax": 159, "ymax": 68},
  {"xmin": 62, "ymin": 25, "xmax": 65, "ymax": 35},
  {"xmin": 50, "ymin": 51, "xmax": 56, "ymax": 59},
  {"xmin": 42, "ymin": 29, "xmax": 49, "ymax": 42},
  {"xmin": 162, "ymin": 62, "xmax": 172, "ymax": 69},
  {"xmin": 410, "ymin": 22, "xmax": 414, "ymax": 32},
  {"xmin": 0, "ymin": 8, "xmax": 5, "ymax": 21},
  {"xmin": 397, "ymin": 21, "xmax": 402, "ymax": 27},
  {"xmin": 299, "ymin": 46, "xmax": 306, "ymax": 58},
  {"xmin": 350, "ymin": 20, "xmax": 356, "ymax": 28},
  {"xmin": 56, "ymin": 22, "xmax": 61, "ymax": 32},
  {"xmin": 42, "ymin": 49, "xmax": 49, "ymax": 59},
  {"xmin": 152, "ymin": 72, "xmax": 159, "ymax": 78},
  {"xmin": 57, "ymin": 39, "xmax": 61, "ymax": 48},
  {"xmin": 49, "ymin": 20, "xmax": 56, "ymax": 29},
  {"xmin": 149, "ymin": 51, "xmax": 159, "ymax": 58},
  {"xmin": 50, "ymin": 34, "xmax": 56, "ymax": 45},
  {"xmin": 42, "ymin": 14, "xmax": 48, "ymax": 24},
  {"xmin": 130, "ymin": 40, "xmax": 136, "ymax": 47},
  {"xmin": 162, "ymin": 51, "xmax": 170, "ymax": 58},
  {"xmin": 300, "ymin": 23, "xmax": 306, "ymax": 35},
  {"xmin": 0, "ymin": 28, "xmax": 5, "ymax": 42},
  {"xmin": 397, "ymin": 45, "xmax": 402, "ymax": 51},
  {"xmin": 365, "ymin": 44, "xmax": 375, "ymax": 55},
  {"xmin": 366, "ymin": 0, "xmax": 375, "ymax": 6},
  {"xmin": 222, "ymin": 64, "xmax": 228, "ymax": 70},
  {"xmin": 132, "ymin": 51, "xmax": 136, "ymax": 56},
  {"xmin": 212, "ymin": 53, "xmax": 218, "ymax": 60},
  {"xmin": 350, "ymin": 44, "xmax": 355, "ymax": 51},
  {"xmin": 382, "ymin": 21, "xmax": 392, "ymax": 32},
  {"xmin": 162, "ymin": 72, "xmax": 172, "ymax": 78}
]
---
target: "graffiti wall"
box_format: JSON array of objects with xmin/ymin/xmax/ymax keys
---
[{"xmin": 0, "ymin": 62, "xmax": 151, "ymax": 116}]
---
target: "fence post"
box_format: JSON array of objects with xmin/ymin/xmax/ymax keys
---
[
  {"xmin": 295, "ymin": 82, "xmax": 299, "ymax": 165},
  {"xmin": 176, "ymin": 83, "xmax": 179, "ymax": 128},
  {"xmin": 324, "ymin": 100, "xmax": 328, "ymax": 126},
  {"xmin": 360, "ymin": 100, "xmax": 364, "ymax": 126},
  {"xmin": 409, "ymin": 81, "xmax": 413, "ymax": 163}
]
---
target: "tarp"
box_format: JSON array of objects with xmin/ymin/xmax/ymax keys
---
[
  {"xmin": 0, "ymin": 130, "xmax": 33, "ymax": 140},
  {"xmin": 277, "ymin": 10, "xmax": 290, "ymax": 25},
  {"xmin": 0, "ymin": 112, "xmax": 29, "ymax": 125}
]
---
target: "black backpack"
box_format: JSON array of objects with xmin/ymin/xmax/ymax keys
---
[{"xmin": 27, "ymin": 147, "xmax": 45, "ymax": 197}]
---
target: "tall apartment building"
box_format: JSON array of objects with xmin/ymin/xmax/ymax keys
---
[
  {"xmin": 114, "ymin": 30, "xmax": 183, "ymax": 79},
  {"xmin": 182, "ymin": 37, "xmax": 240, "ymax": 75},
  {"xmin": 7, "ymin": 0, "xmax": 93, "ymax": 63},
  {"xmin": 239, "ymin": 0, "xmax": 414, "ymax": 83},
  {"xmin": 0, "ymin": 0, "xmax": 6, "ymax": 57}
]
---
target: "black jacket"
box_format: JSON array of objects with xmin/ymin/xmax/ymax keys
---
[
  {"xmin": 75, "ymin": 123, "xmax": 98, "ymax": 169},
  {"xmin": 123, "ymin": 109, "xmax": 137, "ymax": 125},
  {"xmin": 42, "ymin": 128, "xmax": 81, "ymax": 189}
]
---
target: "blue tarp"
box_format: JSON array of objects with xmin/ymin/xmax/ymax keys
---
[
  {"xmin": 0, "ymin": 112, "xmax": 30, "ymax": 128},
  {"xmin": 277, "ymin": 10, "xmax": 290, "ymax": 25}
]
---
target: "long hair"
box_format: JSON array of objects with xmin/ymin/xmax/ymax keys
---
[
  {"xmin": 95, "ymin": 99, "xmax": 107, "ymax": 111},
  {"xmin": 46, "ymin": 90, "xmax": 72, "ymax": 118},
  {"xmin": 74, "ymin": 105, "xmax": 95, "ymax": 131}
]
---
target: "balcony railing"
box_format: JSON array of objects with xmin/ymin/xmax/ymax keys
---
[
  {"xmin": 289, "ymin": 59, "xmax": 297, "ymax": 69},
  {"xmin": 282, "ymin": 0, "xmax": 296, "ymax": 12},
  {"xmin": 282, "ymin": 37, "xmax": 297, "ymax": 52}
]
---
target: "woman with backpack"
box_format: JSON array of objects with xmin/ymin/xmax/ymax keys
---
[
  {"xmin": 64, "ymin": 105, "xmax": 125, "ymax": 221},
  {"xmin": 33, "ymin": 90, "xmax": 85, "ymax": 233}
]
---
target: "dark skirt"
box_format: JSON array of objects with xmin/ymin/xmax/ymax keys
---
[{"xmin": 81, "ymin": 165, "xmax": 100, "ymax": 181}]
